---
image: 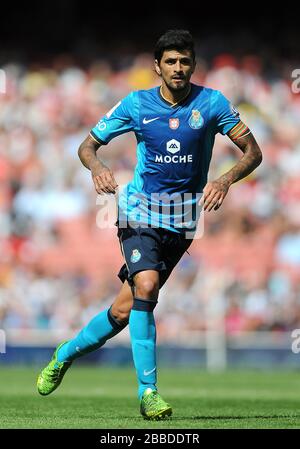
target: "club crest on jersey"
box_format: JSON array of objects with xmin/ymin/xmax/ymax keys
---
[
  {"xmin": 189, "ymin": 109, "xmax": 204, "ymax": 129},
  {"xmin": 169, "ymin": 118, "xmax": 179, "ymax": 130},
  {"xmin": 130, "ymin": 249, "xmax": 141, "ymax": 263}
]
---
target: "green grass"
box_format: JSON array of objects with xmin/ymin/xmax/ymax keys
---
[{"xmin": 1, "ymin": 366, "xmax": 300, "ymax": 428}]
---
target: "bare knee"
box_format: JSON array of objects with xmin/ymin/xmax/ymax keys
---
[{"xmin": 134, "ymin": 272, "xmax": 159, "ymax": 300}]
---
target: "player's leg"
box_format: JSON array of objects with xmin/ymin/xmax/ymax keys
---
[
  {"xmin": 130, "ymin": 269, "xmax": 159, "ymax": 397},
  {"xmin": 117, "ymin": 225, "xmax": 174, "ymax": 419},
  {"xmin": 129, "ymin": 269, "xmax": 172, "ymax": 420},
  {"xmin": 130, "ymin": 229, "xmax": 193, "ymax": 419},
  {"xmin": 110, "ymin": 281, "xmax": 134, "ymax": 323},
  {"xmin": 57, "ymin": 280, "xmax": 133, "ymax": 362},
  {"xmin": 37, "ymin": 281, "xmax": 133, "ymax": 396}
]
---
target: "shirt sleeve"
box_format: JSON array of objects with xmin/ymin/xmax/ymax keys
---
[
  {"xmin": 90, "ymin": 92, "xmax": 138, "ymax": 145},
  {"xmin": 211, "ymin": 90, "xmax": 241, "ymax": 135}
]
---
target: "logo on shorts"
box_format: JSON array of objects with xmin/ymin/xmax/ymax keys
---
[
  {"xmin": 130, "ymin": 249, "xmax": 141, "ymax": 263},
  {"xmin": 188, "ymin": 109, "xmax": 204, "ymax": 129}
]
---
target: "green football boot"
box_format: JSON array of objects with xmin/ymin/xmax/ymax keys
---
[
  {"xmin": 37, "ymin": 341, "xmax": 71, "ymax": 396},
  {"xmin": 140, "ymin": 388, "xmax": 172, "ymax": 420}
]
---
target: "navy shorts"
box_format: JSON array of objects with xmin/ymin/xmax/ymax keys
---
[{"xmin": 116, "ymin": 222, "xmax": 193, "ymax": 289}]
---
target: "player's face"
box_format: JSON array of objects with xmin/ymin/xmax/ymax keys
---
[{"xmin": 155, "ymin": 49, "xmax": 195, "ymax": 91}]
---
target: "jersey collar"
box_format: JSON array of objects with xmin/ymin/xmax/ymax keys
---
[{"xmin": 157, "ymin": 83, "xmax": 194, "ymax": 108}]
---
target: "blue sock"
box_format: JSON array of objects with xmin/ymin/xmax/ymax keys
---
[
  {"xmin": 129, "ymin": 298, "xmax": 157, "ymax": 400},
  {"xmin": 57, "ymin": 307, "xmax": 127, "ymax": 363}
]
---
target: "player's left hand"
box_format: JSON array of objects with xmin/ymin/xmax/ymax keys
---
[{"xmin": 200, "ymin": 178, "xmax": 230, "ymax": 211}]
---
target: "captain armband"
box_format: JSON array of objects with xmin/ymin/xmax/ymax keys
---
[{"xmin": 228, "ymin": 121, "xmax": 251, "ymax": 140}]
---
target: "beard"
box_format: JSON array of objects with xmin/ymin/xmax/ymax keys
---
[{"xmin": 166, "ymin": 77, "xmax": 189, "ymax": 92}]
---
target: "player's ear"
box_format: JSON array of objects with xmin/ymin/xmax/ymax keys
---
[
  {"xmin": 154, "ymin": 59, "xmax": 161, "ymax": 76},
  {"xmin": 191, "ymin": 59, "xmax": 196, "ymax": 74}
]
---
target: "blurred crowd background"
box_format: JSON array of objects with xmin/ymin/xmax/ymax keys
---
[{"xmin": 0, "ymin": 4, "xmax": 300, "ymax": 341}]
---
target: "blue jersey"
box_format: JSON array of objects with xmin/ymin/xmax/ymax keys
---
[{"xmin": 90, "ymin": 83, "xmax": 240, "ymax": 233}]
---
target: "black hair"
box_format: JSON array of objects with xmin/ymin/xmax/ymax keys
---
[{"xmin": 154, "ymin": 29, "xmax": 195, "ymax": 64}]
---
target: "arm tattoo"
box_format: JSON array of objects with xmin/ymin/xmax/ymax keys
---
[
  {"xmin": 78, "ymin": 135, "xmax": 105, "ymax": 171},
  {"xmin": 219, "ymin": 131, "xmax": 263, "ymax": 186}
]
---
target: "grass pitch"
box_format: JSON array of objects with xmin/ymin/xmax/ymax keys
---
[{"xmin": 1, "ymin": 366, "xmax": 300, "ymax": 428}]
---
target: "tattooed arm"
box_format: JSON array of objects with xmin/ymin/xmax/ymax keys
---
[
  {"xmin": 78, "ymin": 134, "xmax": 118, "ymax": 195},
  {"xmin": 201, "ymin": 122, "xmax": 263, "ymax": 211}
]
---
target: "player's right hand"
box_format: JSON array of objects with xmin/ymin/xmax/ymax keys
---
[{"xmin": 91, "ymin": 164, "xmax": 118, "ymax": 194}]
